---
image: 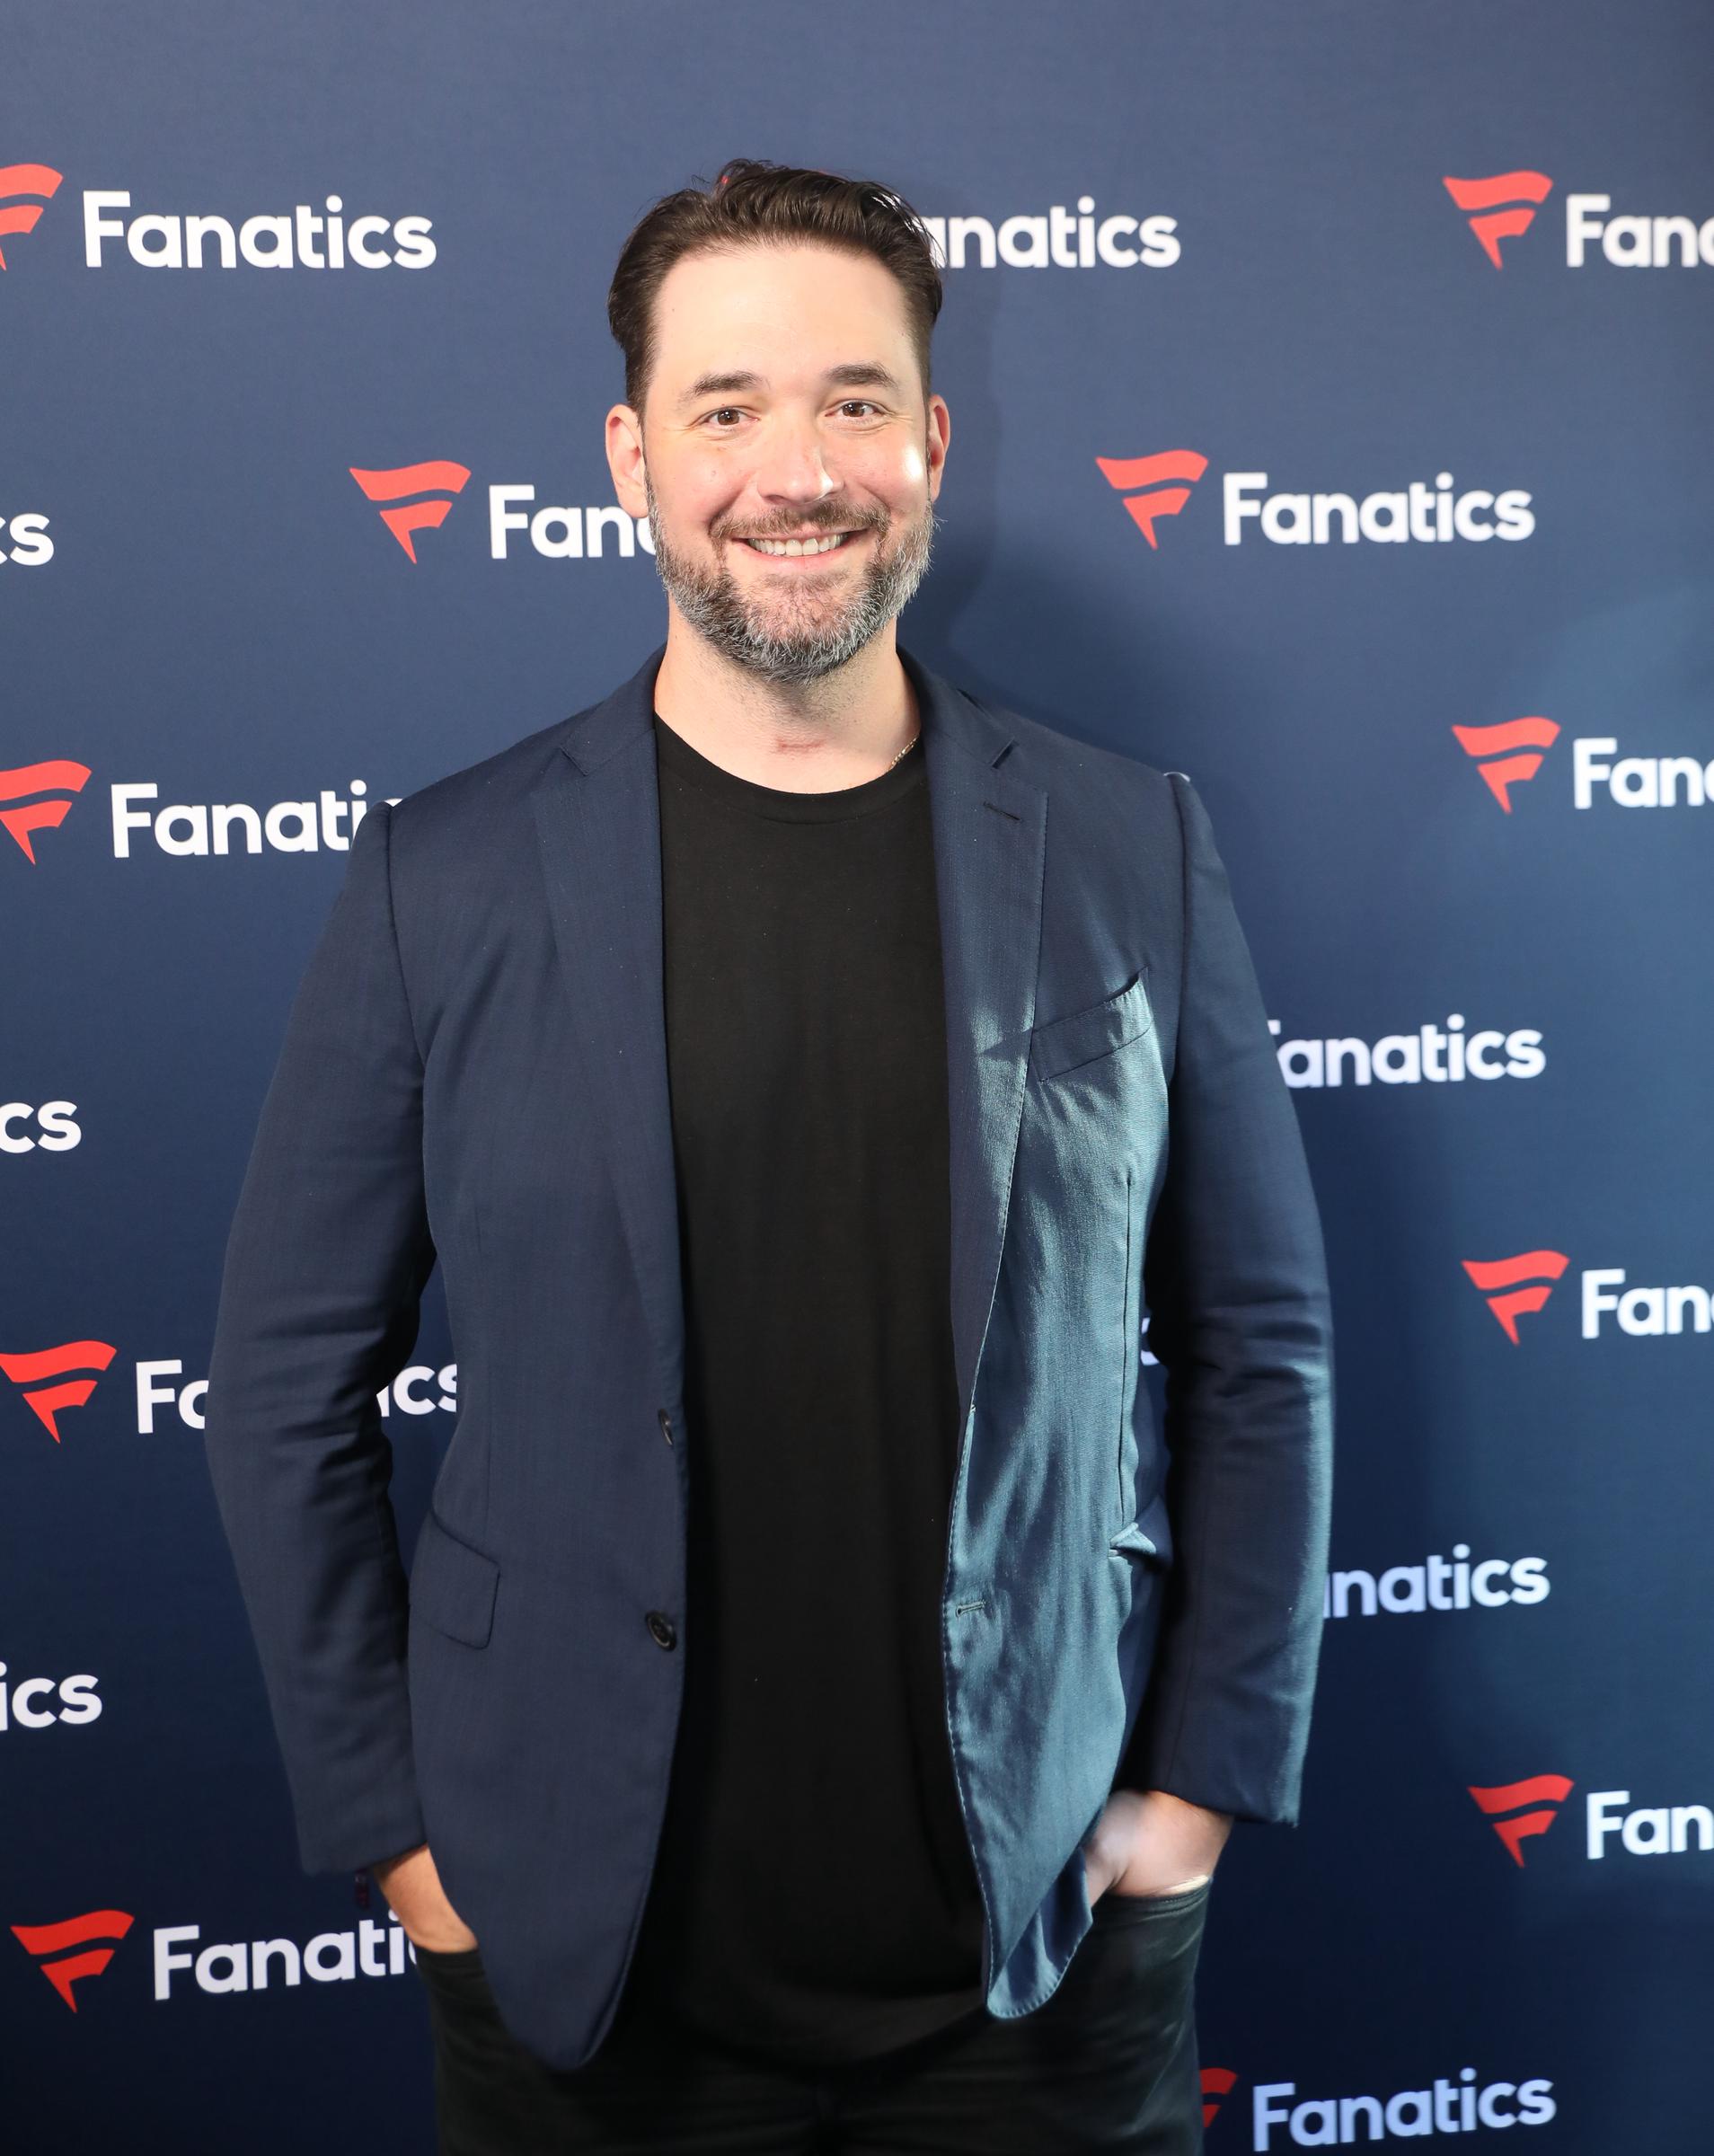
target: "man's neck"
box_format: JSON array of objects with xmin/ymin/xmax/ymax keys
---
[{"xmin": 650, "ymin": 623, "xmax": 918, "ymax": 792}]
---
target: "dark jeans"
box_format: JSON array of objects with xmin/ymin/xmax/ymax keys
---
[{"xmin": 413, "ymin": 1878, "xmax": 1209, "ymax": 2154}]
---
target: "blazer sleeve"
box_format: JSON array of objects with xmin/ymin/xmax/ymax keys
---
[
  {"xmin": 203, "ymin": 799, "xmax": 435, "ymax": 1875},
  {"xmin": 1116, "ymin": 771, "xmax": 1335, "ymax": 1825}
]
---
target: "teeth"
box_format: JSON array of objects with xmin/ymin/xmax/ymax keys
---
[{"xmin": 745, "ymin": 531, "xmax": 852, "ymax": 557}]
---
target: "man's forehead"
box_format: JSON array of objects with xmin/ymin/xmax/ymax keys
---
[{"xmin": 651, "ymin": 244, "xmax": 915, "ymax": 403}]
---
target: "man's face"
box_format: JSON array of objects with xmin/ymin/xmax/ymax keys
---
[{"xmin": 614, "ymin": 241, "xmax": 949, "ymax": 685}]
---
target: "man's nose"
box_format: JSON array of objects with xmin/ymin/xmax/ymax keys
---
[{"xmin": 748, "ymin": 412, "xmax": 842, "ymax": 504}]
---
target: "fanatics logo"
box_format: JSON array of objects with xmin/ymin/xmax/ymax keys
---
[
  {"xmin": 0, "ymin": 759, "xmax": 92, "ymax": 862},
  {"xmin": 1095, "ymin": 449, "xmax": 1208, "ymax": 549},
  {"xmin": 1452, "ymin": 718, "xmax": 1560, "ymax": 812},
  {"xmin": 1271, "ymin": 1014, "xmax": 1544, "ymax": 1089},
  {"xmin": 0, "ymin": 170, "xmax": 434, "ymax": 273},
  {"xmin": 1325, "ymin": 1545, "xmax": 1550, "ymax": 1620},
  {"xmin": 0, "ymin": 163, "xmax": 62, "ymax": 269},
  {"xmin": 12, "ymin": 1908, "xmax": 134, "ymax": 2010},
  {"xmin": 84, "ymin": 191, "xmax": 435, "ymax": 270},
  {"xmin": 1255, "ymin": 2070, "xmax": 1557, "ymax": 2143},
  {"xmin": 1461, "ymin": 1251, "xmax": 1569, "ymax": 1343},
  {"xmin": 1468, "ymin": 1775, "xmax": 1575, "ymax": 1866},
  {"xmin": 1202, "ymin": 2066, "xmax": 1239, "ymax": 2130},
  {"xmin": 1101, "ymin": 459, "xmax": 1537, "ymax": 551},
  {"xmin": 1455, "ymin": 721, "xmax": 1714, "ymax": 812},
  {"xmin": 1442, "ymin": 172, "xmax": 1554, "ymax": 268},
  {"xmin": 0, "ymin": 1339, "xmax": 118, "ymax": 1441},
  {"xmin": 349, "ymin": 460, "xmax": 473, "ymax": 561},
  {"xmin": 919, "ymin": 197, "xmax": 1180, "ymax": 272}
]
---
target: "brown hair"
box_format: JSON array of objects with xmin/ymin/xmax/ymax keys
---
[{"xmin": 606, "ymin": 157, "xmax": 944, "ymax": 423}]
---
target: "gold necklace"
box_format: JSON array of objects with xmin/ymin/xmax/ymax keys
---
[{"xmin": 888, "ymin": 730, "xmax": 921, "ymax": 771}]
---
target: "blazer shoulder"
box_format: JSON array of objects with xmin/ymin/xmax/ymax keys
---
[
  {"xmin": 386, "ymin": 710, "xmax": 578, "ymax": 839},
  {"xmin": 967, "ymin": 684, "xmax": 1187, "ymax": 830},
  {"xmin": 374, "ymin": 698, "xmax": 616, "ymax": 922}
]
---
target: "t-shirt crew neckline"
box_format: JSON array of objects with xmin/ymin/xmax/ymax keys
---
[{"xmin": 651, "ymin": 710, "xmax": 925, "ymax": 825}]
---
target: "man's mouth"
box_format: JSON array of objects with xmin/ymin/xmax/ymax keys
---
[{"xmin": 733, "ymin": 529, "xmax": 864, "ymax": 560}]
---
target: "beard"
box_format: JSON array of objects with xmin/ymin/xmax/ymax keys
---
[{"xmin": 642, "ymin": 468, "xmax": 936, "ymax": 685}]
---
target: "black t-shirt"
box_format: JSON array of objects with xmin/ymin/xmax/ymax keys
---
[{"xmin": 623, "ymin": 708, "xmax": 988, "ymax": 2062}]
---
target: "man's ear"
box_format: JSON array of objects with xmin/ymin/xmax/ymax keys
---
[{"xmin": 605, "ymin": 404, "xmax": 648, "ymax": 519}]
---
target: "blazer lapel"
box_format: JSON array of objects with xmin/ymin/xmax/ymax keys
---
[
  {"xmin": 528, "ymin": 639, "xmax": 1047, "ymax": 1434},
  {"xmin": 903, "ymin": 646, "xmax": 1047, "ymax": 1430},
  {"xmin": 531, "ymin": 643, "xmax": 688, "ymax": 1412}
]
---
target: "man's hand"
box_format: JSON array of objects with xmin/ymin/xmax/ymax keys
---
[
  {"xmin": 371, "ymin": 1843, "xmax": 480, "ymax": 1953},
  {"xmin": 1082, "ymin": 1789, "xmax": 1232, "ymax": 1904}
]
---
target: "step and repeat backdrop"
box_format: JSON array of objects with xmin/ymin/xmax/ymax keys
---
[{"xmin": 4, "ymin": 4, "xmax": 1711, "ymax": 2149}]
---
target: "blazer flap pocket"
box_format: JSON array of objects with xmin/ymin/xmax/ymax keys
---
[
  {"xmin": 411, "ymin": 1510, "xmax": 500, "ymax": 1648},
  {"xmin": 1109, "ymin": 1491, "xmax": 1174, "ymax": 1567},
  {"xmin": 1029, "ymin": 967, "xmax": 1154, "ymax": 1083}
]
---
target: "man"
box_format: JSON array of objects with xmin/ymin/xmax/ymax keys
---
[{"xmin": 205, "ymin": 158, "xmax": 1333, "ymax": 2153}]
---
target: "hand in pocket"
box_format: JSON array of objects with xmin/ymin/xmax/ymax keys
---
[
  {"xmin": 372, "ymin": 1842, "xmax": 480, "ymax": 1952},
  {"xmin": 1083, "ymin": 1789, "xmax": 1232, "ymax": 1903}
]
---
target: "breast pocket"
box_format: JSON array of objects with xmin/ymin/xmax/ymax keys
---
[
  {"xmin": 409, "ymin": 1510, "xmax": 501, "ymax": 1648},
  {"xmin": 1028, "ymin": 967, "xmax": 1154, "ymax": 1084}
]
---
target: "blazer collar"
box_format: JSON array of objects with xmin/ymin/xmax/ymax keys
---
[{"xmin": 554, "ymin": 636, "xmax": 1020, "ymax": 778}]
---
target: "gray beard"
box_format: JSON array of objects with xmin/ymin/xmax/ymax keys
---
[{"xmin": 642, "ymin": 472, "xmax": 936, "ymax": 685}]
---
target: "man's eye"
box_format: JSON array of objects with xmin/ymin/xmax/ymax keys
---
[{"xmin": 701, "ymin": 402, "xmax": 882, "ymax": 429}]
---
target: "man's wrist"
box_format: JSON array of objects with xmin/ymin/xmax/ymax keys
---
[
  {"xmin": 1147, "ymin": 1789, "xmax": 1233, "ymax": 1829},
  {"xmin": 368, "ymin": 1841, "xmax": 428, "ymax": 1881}
]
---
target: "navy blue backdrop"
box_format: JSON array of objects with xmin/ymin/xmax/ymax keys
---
[{"xmin": 4, "ymin": 4, "xmax": 1711, "ymax": 2149}]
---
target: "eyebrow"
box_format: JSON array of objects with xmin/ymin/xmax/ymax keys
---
[{"xmin": 674, "ymin": 362, "xmax": 906, "ymax": 411}]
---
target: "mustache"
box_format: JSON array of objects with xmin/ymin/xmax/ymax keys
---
[{"xmin": 719, "ymin": 510, "xmax": 884, "ymax": 541}]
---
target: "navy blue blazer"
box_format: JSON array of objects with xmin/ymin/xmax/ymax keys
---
[{"xmin": 204, "ymin": 639, "xmax": 1333, "ymax": 2071}]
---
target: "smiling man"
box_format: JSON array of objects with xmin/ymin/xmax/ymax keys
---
[{"xmin": 205, "ymin": 158, "xmax": 1333, "ymax": 2154}]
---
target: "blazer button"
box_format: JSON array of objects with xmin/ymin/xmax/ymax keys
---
[
  {"xmin": 658, "ymin": 1408, "xmax": 674, "ymax": 1445},
  {"xmin": 646, "ymin": 1611, "xmax": 677, "ymax": 1649}
]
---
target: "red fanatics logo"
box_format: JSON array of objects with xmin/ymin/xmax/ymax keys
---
[
  {"xmin": 1452, "ymin": 717, "xmax": 1560, "ymax": 812},
  {"xmin": 1095, "ymin": 450, "xmax": 1209, "ymax": 549},
  {"xmin": 1202, "ymin": 2065, "xmax": 1240, "ymax": 2130},
  {"xmin": 1442, "ymin": 171, "xmax": 1554, "ymax": 268},
  {"xmin": 1461, "ymin": 1251, "xmax": 1569, "ymax": 1343},
  {"xmin": 12, "ymin": 1908, "xmax": 134, "ymax": 2010},
  {"xmin": 349, "ymin": 460, "xmax": 472, "ymax": 561},
  {"xmin": 0, "ymin": 1339, "xmax": 118, "ymax": 1441},
  {"xmin": 0, "ymin": 163, "xmax": 62, "ymax": 270},
  {"xmin": 0, "ymin": 760, "xmax": 92, "ymax": 863},
  {"xmin": 1468, "ymin": 1775, "xmax": 1576, "ymax": 1866}
]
